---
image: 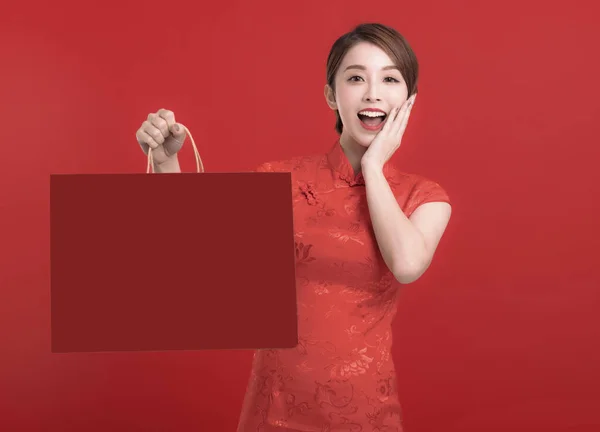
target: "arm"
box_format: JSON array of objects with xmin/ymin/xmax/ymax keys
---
[
  {"xmin": 362, "ymin": 161, "xmax": 452, "ymax": 284},
  {"xmin": 154, "ymin": 155, "xmax": 181, "ymax": 173}
]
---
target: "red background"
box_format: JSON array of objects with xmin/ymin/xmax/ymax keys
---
[{"xmin": 1, "ymin": 0, "xmax": 599, "ymax": 431}]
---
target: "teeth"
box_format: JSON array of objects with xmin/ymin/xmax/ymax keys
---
[{"xmin": 358, "ymin": 111, "xmax": 385, "ymax": 117}]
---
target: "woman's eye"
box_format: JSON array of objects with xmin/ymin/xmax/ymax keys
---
[{"xmin": 348, "ymin": 76, "xmax": 400, "ymax": 83}]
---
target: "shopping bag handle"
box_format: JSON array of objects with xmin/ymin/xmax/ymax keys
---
[{"xmin": 146, "ymin": 125, "xmax": 204, "ymax": 173}]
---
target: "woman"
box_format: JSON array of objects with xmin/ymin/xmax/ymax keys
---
[{"xmin": 136, "ymin": 22, "xmax": 452, "ymax": 432}]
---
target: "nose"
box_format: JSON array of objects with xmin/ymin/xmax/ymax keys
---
[{"xmin": 363, "ymin": 81, "xmax": 382, "ymax": 102}]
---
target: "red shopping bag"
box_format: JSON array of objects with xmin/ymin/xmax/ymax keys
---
[{"xmin": 50, "ymin": 127, "xmax": 297, "ymax": 353}]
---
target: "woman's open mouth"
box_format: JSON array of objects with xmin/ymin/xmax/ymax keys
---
[{"xmin": 357, "ymin": 109, "xmax": 387, "ymax": 131}]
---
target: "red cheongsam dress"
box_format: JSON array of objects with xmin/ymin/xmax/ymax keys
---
[{"xmin": 237, "ymin": 140, "xmax": 451, "ymax": 432}]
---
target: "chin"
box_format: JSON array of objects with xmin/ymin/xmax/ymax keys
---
[
  {"xmin": 341, "ymin": 125, "xmax": 376, "ymax": 149},
  {"xmin": 352, "ymin": 132, "xmax": 376, "ymax": 148}
]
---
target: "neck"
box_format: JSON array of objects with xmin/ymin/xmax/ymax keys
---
[{"xmin": 339, "ymin": 131, "xmax": 367, "ymax": 175}]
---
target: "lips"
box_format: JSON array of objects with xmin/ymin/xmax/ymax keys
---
[{"xmin": 357, "ymin": 108, "xmax": 388, "ymax": 131}]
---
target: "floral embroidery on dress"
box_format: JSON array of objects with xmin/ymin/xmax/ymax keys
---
[
  {"xmin": 325, "ymin": 347, "xmax": 374, "ymax": 380},
  {"xmin": 375, "ymin": 377, "xmax": 395, "ymax": 403},
  {"xmin": 314, "ymin": 381, "xmax": 357, "ymax": 410},
  {"xmin": 367, "ymin": 404, "xmax": 403, "ymax": 432},
  {"xmin": 295, "ymin": 241, "xmax": 316, "ymax": 264},
  {"xmin": 328, "ymin": 229, "xmax": 365, "ymax": 245},
  {"xmin": 343, "ymin": 192, "xmax": 369, "ymax": 217},
  {"xmin": 365, "ymin": 332, "xmax": 393, "ymax": 373},
  {"xmin": 296, "ymin": 360, "xmax": 314, "ymax": 373},
  {"xmin": 284, "ymin": 393, "xmax": 311, "ymax": 419},
  {"xmin": 296, "ymin": 336, "xmax": 337, "ymax": 356},
  {"xmin": 314, "ymin": 282, "xmax": 331, "ymax": 295},
  {"xmin": 324, "ymin": 304, "xmax": 342, "ymax": 320},
  {"xmin": 344, "ymin": 325, "xmax": 363, "ymax": 340},
  {"xmin": 258, "ymin": 370, "xmax": 286, "ymax": 399}
]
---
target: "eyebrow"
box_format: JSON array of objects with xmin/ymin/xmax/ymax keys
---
[{"xmin": 343, "ymin": 64, "xmax": 400, "ymax": 72}]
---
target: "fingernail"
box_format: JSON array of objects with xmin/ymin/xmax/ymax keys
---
[{"xmin": 173, "ymin": 124, "xmax": 180, "ymax": 132}]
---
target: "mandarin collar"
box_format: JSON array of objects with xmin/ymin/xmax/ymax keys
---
[{"xmin": 326, "ymin": 140, "xmax": 394, "ymax": 187}]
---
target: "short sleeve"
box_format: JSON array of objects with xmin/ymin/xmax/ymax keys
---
[{"xmin": 404, "ymin": 178, "xmax": 451, "ymax": 218}]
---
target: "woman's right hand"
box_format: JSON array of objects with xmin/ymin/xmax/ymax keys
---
[{"xmin": 136, "ymin": 108, "xmax": 187, "ymax": 166}]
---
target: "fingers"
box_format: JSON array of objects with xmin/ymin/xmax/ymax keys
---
[
  {"xmin": 157, "ymin": 108, "xmax": 176, "ymax": 133},
  {"xmin": 170, "ymin": 122, "xmax": 187, "ymax": 141},
  {"xmin": 139, "ymin": 120, "xmax": 165, "ymax": 146},
  {"xmin": 382, "ymin": 106, "xmax": 400, "ymax": 134},
  {"xmin": 402, "ymin": 94, "xmax": 416, "ymax": 127},
  {"xmin": 392, "ymin": 94, "xmax": 416, "ymax": 137},
  {"xmin": 152, "ymin": 108, "xmax": 187, "ymax": 142},
  {"xmin": 145, "ymin": 108, "xmax": 178, "ymax": 142},
  {"xmin": 148, "ymin": 112, "xmax": 169, "ymax": 141},
  {"xmin": 136, "ymin": 108, "xmax": 180, "ymax": 152},
  {"xmin": 156, "ymin": 108, "xmax": 186, "ymax": 141},
  {"xmin": 136, "ymin": 129, "xmax": 161, "ymax": 153},
  {"xmin": 381, "ymin": 104, "xmax": 403, "ymax": 138}
]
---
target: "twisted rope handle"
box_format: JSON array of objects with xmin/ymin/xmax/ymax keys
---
[{"xmin": 146, "ymin": 125, "xmax": 204, "ymax": 173}]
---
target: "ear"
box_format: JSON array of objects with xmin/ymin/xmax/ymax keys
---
[{"xmin": 324, "ymin": 84, "xmax": 337, "ymax": 110}]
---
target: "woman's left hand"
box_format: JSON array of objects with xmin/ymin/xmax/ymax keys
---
[{"xmin": 362, "ymin": 94, "xmax": 416, "ymax": 169}]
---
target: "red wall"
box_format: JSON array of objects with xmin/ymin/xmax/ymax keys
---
[{"xmin": 1, "ymin": 1, "xmax": 599, "ymax": 431}]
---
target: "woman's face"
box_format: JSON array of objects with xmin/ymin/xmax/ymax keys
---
[{"xmin": 326, "ymin": 42, "xmax": 409, "ymax": 148}]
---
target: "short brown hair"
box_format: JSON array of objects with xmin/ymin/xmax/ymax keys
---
[{"xmin": 326, "ymin": 23, "xmax": 419, "ymax": 134}]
